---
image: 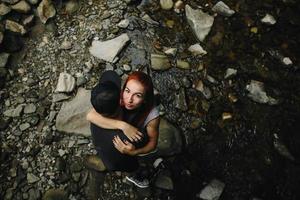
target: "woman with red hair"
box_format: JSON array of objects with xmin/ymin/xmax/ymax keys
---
[{"xmin": 87, "ymin": 71, "xmax": 160, "ymax": 187}]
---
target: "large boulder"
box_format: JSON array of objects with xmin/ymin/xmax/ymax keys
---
[
  {"xmin": 55, "ymin": 88, "xmax": 92, "ymax": 137},
  {"xmin": 156, "ymin": 118, "xmax": 182, "ymax": 156}
]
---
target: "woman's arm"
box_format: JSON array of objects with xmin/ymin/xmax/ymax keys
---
[
  {"xmin": 113, "ymin": 117, "xmax": 160, "ymax": 156},
  {"xmin": 86, "ymin": 108, "xmax": 143, "ymax": 141}
]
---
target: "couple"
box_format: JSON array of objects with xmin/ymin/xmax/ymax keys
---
[{"xmin": 87, "ymin": 70, "xmax": 160, "ymax": 188}]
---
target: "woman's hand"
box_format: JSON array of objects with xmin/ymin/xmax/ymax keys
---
[
  {"xmin": 113, "ymin": 136, "xmax": 136, "ymax": 156},
  {"xmin": 121, "ymin": 122, "xmax": 143, "ymax": 142}
]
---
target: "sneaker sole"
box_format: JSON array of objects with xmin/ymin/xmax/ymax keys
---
[{"xmin": 125, "ymin": 176, "xmax": 149, "ymax": 188}]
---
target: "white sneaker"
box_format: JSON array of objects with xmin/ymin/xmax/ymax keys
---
[{"xmin": 126, "ymin": 175, "xmax": 149, "ymax": 188}]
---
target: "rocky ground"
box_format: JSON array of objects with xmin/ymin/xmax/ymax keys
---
[{"xmin": 1, "ymin": 0, "xmax": 300, "ymax": 200}]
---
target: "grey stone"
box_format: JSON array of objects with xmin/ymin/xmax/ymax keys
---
[
  {"xmin": 164, "ymin": 48, "xmax": 177, "ymax": 56},
  {"xmin": 55, "ymin": 72, "xmax": 76, "ymax": 93},
  {"xmin": 117, "ymin": 19, "xmax": 130, "ymax": 28},
  {"xmin": 185, "ymin": 5, "xmax": 214, "ymax": 42},
  {"xmin": 154, "ymin": 173, "xmax": 174, "ymax": 190},
  {"xmin": 24, "ymin": 103, "xmax": 37, "ymax": 114},
  {"xmin": 60, "ymin": 40, "xmax": 72, "ymax": 50},
  {"xmin": 246, "ymin": 80, "xmax": 278, "ymax": 105},
  {"xmin": 157, "ymin": 118, "xmax": 182, "ymax": 156},
  {"xmin": 0, "ymin": 53, "xmax": 10, "ymax": 68},
  {"xmin": 212, "ymin": 1, "xmax": 235, "ymax": 17},
  {"xmin": 198, "ymin": 179, "xmax": 225, "ymax": 200},
  {"xmin": 27, "ymin": 173, "xmax": 40, "ymax": 183},
  {"xmin": 151, "ymin": 54, "xmax": 171, "ymax": 71},
  {"xmin": 142, "ymin": 14, "xmax": 159, "ymax": 25},
  {"xmin": 48, "ymin": 111, "xmax": 57, "ymax": 122},
  {"xmin": 52, "ymin": 93, "xmax": 71, "ymax": 102},
  {"xmin": 28, "ymin": 188, "xmax": 40, "ymax": 200},
  {"xmin": 89, "ymin": 33, "xmax": 130, "ymax": 63},
  {"xmin": 4, "ymin": 104, "xmax": 24, "ymax": 117},
  {"xmin": 20, "ymin": 123, "xmax": 30, "ymax": 131},
  {"xmin": 23, "ymin": 15, "xmax": 35, "ymax": 27},
  {"xmin": 56, "ymin": 88, "xmax": 92, "ymax": 137},
  {"xmin": 188, "ymin": 43, "xmax": 207, "ymax": 56}
]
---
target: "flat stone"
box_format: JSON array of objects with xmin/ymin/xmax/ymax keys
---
[
  {"xmin": 20, "ymin": 123, "xmax": 31, "ymax": 131},
  {"xmin": 55, "ymin": 72, "xmax": 76, "ymax": 93},
  {"xmin": 154, "ymin": 173, "xmax": 174, "ymax": 190},
  {"xmin": 157, "ymin": 118, "xmax": 182, "ymax": 156},
  {"xmin": 24, "ymin": 103, "xmax": 36, "ymax": 114},
  {"xmin": 55, "ymin": 88, "xmax": 92, "ymax": 137},
  {"xmin": 185, "ymin": 5, "xmax": 214, "ymax": 42},
  {"xmin": 150, "ymin": 54, "xmax": 171, "ymax": 71},
  {"xmin": 43, "ymin": 189, "xmax": 67, "ymax": 200},
  {"xmin": 188, "ymin": 43, "xmax": 207, "ymax": 56},
  {"xmin": 52, "ymin": 93, "xmax": 71, "ymax": 102},
  {"xmin": 27, "ymin": 173, "xmax": 40, "ymax": 183},
  {"xmin": 65, "ymin": 0, "xmax": 79, "ymax": 14},
  {"xmin": 212, "ymin": 1, "xmax": 235, "ymax": 17},
  {"xmin": 117, "ymin": 19, "xmax": 130, "ymax": 28},
  {"xmin": 4, "ymin": 104, "xmax": 24, "ymax": 117},
  {"xmin": 198, "ymin": 179, "xmax": 225, "ymax": 200},
  {"xmin": 142, "ymin": 14, "xmax": 159, "ymax": 25},
  {"xmin": 89, "ymin": 33, "xmax": 130, "ymax": 63}
]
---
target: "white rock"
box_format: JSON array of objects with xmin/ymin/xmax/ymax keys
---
[
  {"xmin": 246, "ymin": 80, "xmax": 278, "ymax": 105},
  {"xmin": 198, "ymin": 179, "xmax": 225, "ymax": 200},
  {"xmin": 164, "ymin": 48, "xmax": 177, "ymax": 56},
  {"xmin": 188, "ymin": 43, "xmax": 207, "ymax": 56},
  {"xmin": 20, "ymin": 123, "xmax": 30, "ymax": 131},
  {"xmin": 55, "ymin": 72, "xmax": 76, "ymax": 93},
  {"xmin": 224, "ymin": 68, "xmax": 237, "ymax": 79},
  {"xmin": 261, "ymin": 14, "xmax": 276, "ymax": 25},
  {"xmin": 89, "ymin": 33, "xmax": 130, "ymax": 63},
  {"xmin": 282, "ymin": 57, "xmax": 292, "ymax": 65},
  {"xmin": 117, "ymin": 19, "xmax": 129, "ymax": 28},
  {"xmin": 160, "ymin": 0, "xmax": 174, "ymax": 10},
  {"xmin": 58, "ymin": 149, "xmax": 66, "ymax": 157},
  {"xmin": 142, "ymin": 14, "xmax": 159, "ymax": 25},
  {"xmin": 185, "ymin": 5, "xmax": 214, "ymax": 42},
  {"xmin": 212, "ymin": 1, "xmax": 235, "ymax": 17}
]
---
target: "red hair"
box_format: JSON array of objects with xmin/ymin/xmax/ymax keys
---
[{"xmin": 121, "ymin": 71, "xmax": 154, "ymax": 127}]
